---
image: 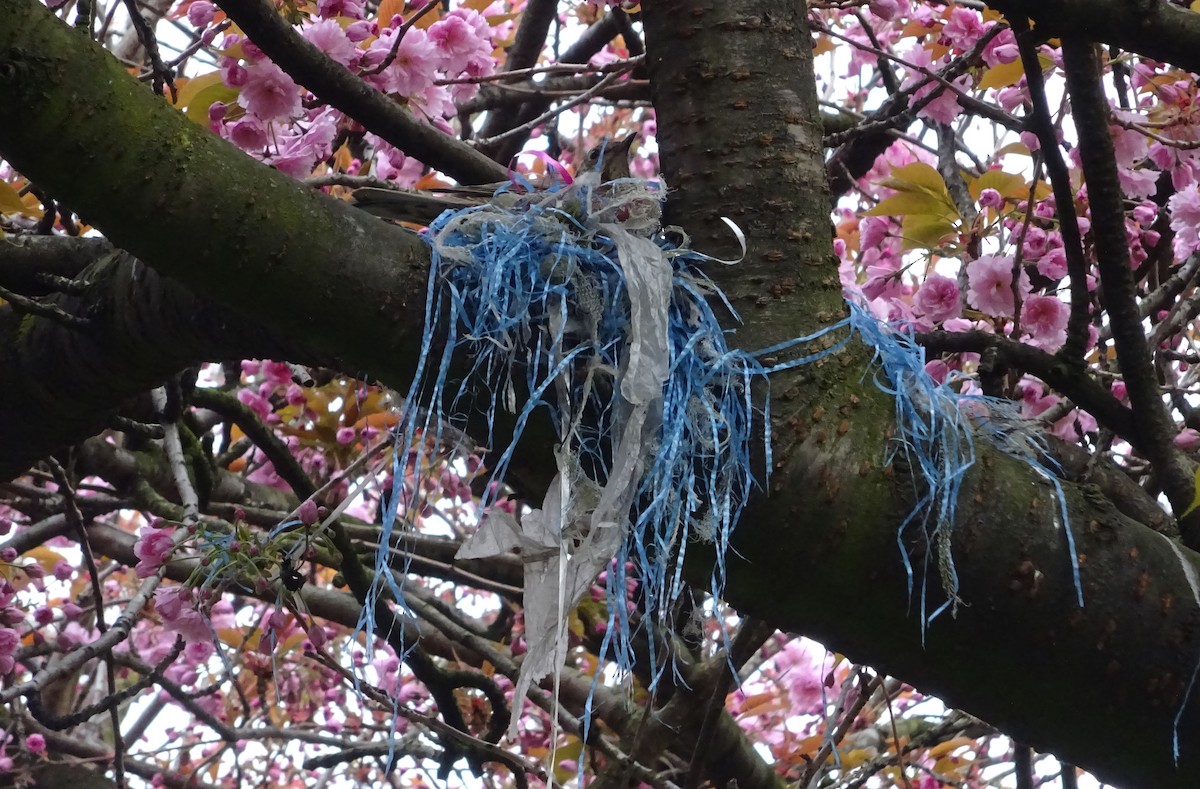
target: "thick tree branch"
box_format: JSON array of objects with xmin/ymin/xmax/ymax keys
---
[
  {"xmin": 1011, "ymin": 17, "xmax": 1091, "ymax": 363},
  {"xmin": 0, "ymin": 245, "xmax": 310, "ymax": 479},
  {"xmin": 988, "ymin": 0, "xmax": 1200, "ymax": 76},
  {"xmin": 1060, "ymin": 37, "xmax": 1197, "ymax": 536},
  {"xmin": 916, "ymin": 330, "xmax": 1137, "ymax": 446},
  {"xmin": 716, "ymin": 418, "xmax": 1200, "ymax": 787},
  {"xmin": 0, "ymin": 0, "xmax": 431, "ymax": 369},
  {"xmin": 7, "ymin": 1, "xmax": 1200, "ymax": 785},
  {"xmin": 644, "ymin": 0, "xmax": 1200, "ymax": 785}
]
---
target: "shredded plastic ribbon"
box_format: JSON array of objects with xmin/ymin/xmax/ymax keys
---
[
  {"xmin": 370, "ymin": 168, "xmax": 1085, "ymax": 742},
  {"xmin": 850, "ymin": 305, "xmax": 1083, "ymax": 631}
]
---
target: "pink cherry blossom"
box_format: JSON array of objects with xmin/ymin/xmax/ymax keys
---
[
  {"xmin": 220, "ymin": 57, "xmax": 248, "ymax": 88},
  {"xmin": 168, "ymin": 604, "xmax": 212, "ymax": 642},
  {"xmin": 429, "ymin": 11, "xmax": 492, "ymax": 73},
  {"xmin": 859, "ymin": 216, "xmax": 889, "ymax": 250},
  {"xmin": 186, "ymin": 1, "xmax": 215, "ymax": 28},
  {"xmin": 418, "ymin": 85, "xmax": 456, "ymax": 122},
  {"xmin": 1119, "ymin": 166, "xmax": 1159, "ymax": 199},
  {"xmin": 238, "ymin": 61, "xmax": 302, "ymax": 123},
  {"xmin": 237, "ymin": 388, "xmax": 273, "ymax": 420},
  {"xmin": 155, "ymin": 586, "xmax": 211, "ymax": 644},
  {"xmin": 925, "ymin": 359, "xmax": 950, "ymax": 384},
  {"xmin": 154, "ymin": 585, "xmax": 191, "ymax": 620},
  {"xmin": 773, "ymin": 639, "xmax": 839, "ymax": 715},
  {"xmin": 1019, "ymin": 225, "xmax": 1047, "ymax": 259},
  {"xmin": 345, "ymin": 20, "xmax": 376, "ymax": 42},
  {"xmin": 1036, "ymin": 248, "xmax": 1067, "ymax": 280},
  {"xmin": 23, "ymin": 734, "xmax": 45, "ymax": 756},
  {"xmin": 1175, "ymin": 428, "xmax": 1200, "ymax": 451},
  {"xmin": 1168, "ymin": 184, "xmax": 1200, "ymax": 260},
  {"xmin": 1133, "ymin": 201, "xmax": 1158, "ymax": 226},
  {"xmin": 916, "ymin": 76, "xmax": 969, "ymax": 125},
  {"xmin": 185, "ymin": 641, "xmax": 215, "ymax": 664},
  {"xmin": 366, "ymin": 27, "xmax": 440, "ymax": 97},
  {"xmin": 133, "ymin": 524, "xmax": 175, "ymax": 578},
  {"xmin": 1110, "ymin": 116, "xmax": 1151, "ymax": 170},
  {"xmin": 1022, "ymin": 382, "xmax": 1098, "ymax": 439},
  {"xmin": 862, "ymin": 250, "xmax": 905, "ymax": 301},
  {"xmin": 299, "ymin": 498, "xmax": 320, "ymax": 526},
  {"xmin": 52, "ymin": 560, "xmax": 73, "ymax": 581},
  {"xmin": 915, "ymin": 273, "xmax": 961, "ymax": 323},
  {"xmin": 942, "ymin": 8, "xmax": 986, "ymax": 50},
  {"xmin": 868, "ymin": 0, "xmax": 901, "ymax": 20},
  {"xmin": 978, "ymin": 188, "xmax": 1003, "ymax": 210},
  {"xmin": 227, "ymin": 118, "xmax": 267, "ymax": 151},
  {"xmin": 448, "ymin": 53, "xmax": 495, "ymax": 103},
  {"xmin": 269, "ymin": 109, "xmax": 338, "ymax": 177},
  {"xmin": 308, "ymin": 623, "xmax": 327, "ymax": 649},
  {"xmin": 303, "ymin": 19, "xmax": 357, "ymax": 68},
  {"xmin": 966, "ymin": 254, "xmax": 1017, "ymax": 317},
  {"xmin": 1021, "ymin": 295, "xmax": 1070, "ymax": 351},
  {"xmin": 996, "ymin": 85, "xmax": 1027, "ymax": 113},
  {"xmin": 318, "ymin": 0, "xmax": 365, "ymax": 18},
  {"xmin": 209, "ymin": 599, "xmax": 236, "ymax": 631},
  {"xmin": 260, "ymin": 360, "xmax": 293, "ymax": 385},
  {"xmin": 0, "ymin": 627, "xmax": 18, "ymax": 675},
  {"xmin": 981, "ymin": 29, "xmax": 1019, "ymax": 67},
  {"xmin": 57, "ymin": 621, "xmax": 96, "ymax": 651}
]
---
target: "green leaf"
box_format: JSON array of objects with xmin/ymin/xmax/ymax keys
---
[
  {"xmin": 185, "ymin": 83, "xmax": 240, "ymax": 126},
  {"xmin": 878, "ymin": 162, "xmax": 951, "ymax": 196},
  {"xmin": 969, "ymin": 169, "xmax": 1029, "ymax": 202},
  {"xmin": 901, "ymin": 213, "xmax": 956, "ymax": 251},
  {"xmin": 863, "ymin": 191, "xmax": 950, "ymax": 217},
  {"xmin": 979, "ymin": 59, "xmax": 1025, "ymax": 91},
  {"xmin": 1182, "ymin": 466, "xmax": 1200, "ymax": 518},
  {"xmin": 172, "ymin": 70, "xmax": 239, "ymax": 126},
  {"xmin": 0, "ymin": 179, "xmax": 26, "ymax": 214}
]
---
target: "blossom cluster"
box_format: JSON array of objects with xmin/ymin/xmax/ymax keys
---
[
  {"xmin": 183, "ymin": 0, "xmax": 501, "ymax": 180},
  {"xmin": 823, "ymin": 0, "xmax": 1200, "ymax": 450}
]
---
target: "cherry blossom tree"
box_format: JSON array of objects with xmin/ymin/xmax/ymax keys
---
[{"xmin": 4, "ymin": 0, "xmax": 1200, "ymax": 786}]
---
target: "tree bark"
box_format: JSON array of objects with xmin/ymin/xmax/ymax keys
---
[
  {"xmin": 2, "ymin": 0, "xmax": 1200, "ymax": 784},
  {"xmin": 0, "ymin": 240, "xmax": 313, "ymax": 476}
]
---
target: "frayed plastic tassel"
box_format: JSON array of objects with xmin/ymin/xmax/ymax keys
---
[
  {"xmin": 373, "ymin": 170, "xmax": 1083, "ymax": 744},
  {"xmin": 849, "ymin": 302, "xmax": 1084, "ymax": 633}
]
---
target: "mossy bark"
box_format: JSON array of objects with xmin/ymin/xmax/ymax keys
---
[
  {"xmin": 2, "ymin": 0, "xmax": 1200, "ymax": 783},
  {"xmin": 643, "ymin": 0, "xmax": 1200, "ymax": 785}
]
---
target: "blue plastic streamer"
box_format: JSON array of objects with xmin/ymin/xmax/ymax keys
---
[
  {"xmin": 369, "ymin": 172, "xmax": 1084, "ymax": 733},
  {"xmin": 850, "ymin": 303, "xmax": 1084, "ymax": 626}
]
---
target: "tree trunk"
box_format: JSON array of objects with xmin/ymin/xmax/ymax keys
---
[{"xmin": 2, "ymin": 0, "xmax": 1200, "ymax": 784}]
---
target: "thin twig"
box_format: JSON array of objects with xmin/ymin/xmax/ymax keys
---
[
  {"xmin": 0, "ymin": 284, "xmax": 90, "ymax": 329},
  {"xmin": 119, "ymin": 0, "xmax": 176, "ymax": 99},
  {"xmin": 1012, "ymin": 17, "xmax": 1091, "ymax": 364},
  {"xmin": 473, "ymin": 69, "xmax": 628, "ymax": 149},
  {"xmin": 44, "ymin": 457, "xmax": 126, "ymax": 788}
]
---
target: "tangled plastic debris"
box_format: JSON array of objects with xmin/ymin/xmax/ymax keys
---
[{"xmin": 368, "ymin": 167, "xmax": 1081, "ymax": 741}]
